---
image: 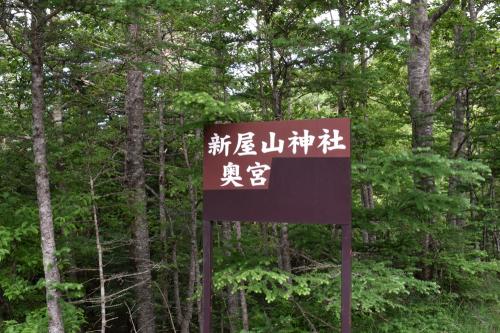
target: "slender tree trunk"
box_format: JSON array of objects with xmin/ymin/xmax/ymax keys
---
[
  {"xmin": 180, "ymin": 182, "xmax": 198, "ymax": 333},
  {"xmin": 280, "ymin": 225, "xmax": 292, "ymax": 273},
  {"xmin": 265, "ymin": 11, "xmax": 282, "ymax": 121},
  {"xmin": 222, "ymin": 223, "xmax": 240, "ymax": 333},
  {"xmin": 90, "ymin": 176, "xmax": 106, "ymax": 333},
  {"xmin": 448, "ymin": 21, "xmax": 467, "ymax": 226},
  {"xmin": 358, "ymin": 31, "xmax": 377, "ymax": 243},
  {"xmin": 172, "ymin": 236, "xmax": 183, "ymax": 327},
  {"xmin": 337, "ymin": 0, "xmax": 348, "ymax": 115},
  {"xmin": 179, "ymin": 118, "xmax": 200, "ymax": 333},
  {"xmin": 361, "ymin": 183, "xmax": 376, "ymax": 243},
  {"xmin": 158, "ymin": 72, "xmax": 168, "ymax": 266},
  {"xmin": 256, "ymin": 12, "xmax": 267, "ymax": 116},
  {"xmin": 30, "ymin": 18, "xmax": 65, "ymax": 333},
  {"xmin": 125, "ymin": 23, "xmax": 155, "ymax": 333},
  {"xmin": 158, "ymin": 97, "xmax": 175, "ymax": 329},
  {"xmin": 448, "ymin": 0, "xmax": 477, "ymax": 227},
  {"xmin": 234, "ymin": 222, "xmax": 249, "ymax": 331},
  {"xmin": 272, "ymin": 223, "xmax": 283, "ymax": 270}
]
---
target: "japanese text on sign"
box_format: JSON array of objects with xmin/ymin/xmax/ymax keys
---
[{"xmin": 203, "ymin": 119, "xmax": 351, "ymax": 190}]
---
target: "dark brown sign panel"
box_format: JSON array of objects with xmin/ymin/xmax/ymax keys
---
[{"xmin": 203, "ymin": 118, "xmax": 351, "ymax": 224}]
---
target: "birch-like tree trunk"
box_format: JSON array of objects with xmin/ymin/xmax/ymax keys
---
[
  {"xmin": 408, "ymin": 0, "xmax": 455, "ymax": 279},
  {"xmin": 1, "ymin": 4, "xmax": 69, "ymax": 331},
  {"xmin": 409, "ymin": 0, "xmax": 455, "ymax": 155},
  {"xmin": 30, "ymin": 16, "xmax": 66, "ymax": 333}
]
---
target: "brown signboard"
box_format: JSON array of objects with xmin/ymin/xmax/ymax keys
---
[
  {"xmin": 202, "ymin": 118, "xmax": 352, "ymax": 333},
  {"xmin": 203, "ymin": 118, "xmax": 351, "ymax": 224}
]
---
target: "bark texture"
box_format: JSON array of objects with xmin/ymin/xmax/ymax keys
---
[
  {"xmin": 409, "ymin": 0, "xmax": 433, "ymax": 154},
  {"xmin": 222, "ymin": 223, "xmax": 240, "ymax": 333},
  {"xmin": 408, "ymin": 0, "xmax": 454, "ymax": 279},
  {"xmin": 448, "ymin": 0, "xmax": 477, "ymax": 227},
  {"xmin": 125, "ymin": 65, "xmax": 155, "ymax": 333},
  {"xmin": 30, "ymin": 14, "xmax": 65, "ymax": 333},
  {"xmin": 361, "ymin": 183, "xmax": 376, "ymax": 243}
]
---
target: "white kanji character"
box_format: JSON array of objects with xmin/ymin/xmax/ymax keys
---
[
  {"xmin": 220, "ymin": 162, "xmax": 243, "ymax": 187},
  {"xmin": 261, "ymin": 132, "xmax": 284, "ymax": 154},
  {"xmin": 246, "ymin": 162, "xmax": 271, "ymax": 186},
  {"xmin": 318, "ymin": 129, "xmax": 346, "ymax": 153},
  {"xmin": 233, "ymin": 132, "xmax": 257, "ymax": 156},
  {"xmin": 208, "ymin": 133, "xmax": 231, "ymax": 156},
  {"xmin": 288, "ymin": 129, "xmax": 315, "ymax": 154}
]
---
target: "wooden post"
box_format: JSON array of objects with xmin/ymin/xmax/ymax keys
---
[
  {"xmin": 341, "ymin": 223, "xmax": 352, "ymax": 333},
  {"xmin": 202, "ymin": 220, "xmax": 213, "ymax": 332}
]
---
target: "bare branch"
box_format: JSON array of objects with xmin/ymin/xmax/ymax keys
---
[
  {"xmin": 42, "ymin": 6, "xmax": 63, "ymax": 25},
  {"xmin": 145, "ymin": 183, "xmax": 159, "ymax": 199},
  {"xmin": 125, "ymin": 302, "xmax": 138, "ymax": 333},
  {"xmin": 429, "ymin": 0, "xmax": 455, "ymax": 26},
  {"xmin": 432, "ymin": 89, "xmax": 458, "ymax": 112}
]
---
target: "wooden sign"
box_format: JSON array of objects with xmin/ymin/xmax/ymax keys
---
[
  {"xmin": 203, "ymin": 118, "xmax": 351, "ymax": 224},
  {"xmin": 202, "ymin": 118, "xmax": 352, "ymax": 333}
]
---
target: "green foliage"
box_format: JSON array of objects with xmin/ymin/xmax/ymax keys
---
[
  {"xmin": 0, "ymin": 0, "xmax": 498, "ymax": 332},
  {"xmin": 2, "ymin": 303, "xmax": 85, "ymax": 333}
]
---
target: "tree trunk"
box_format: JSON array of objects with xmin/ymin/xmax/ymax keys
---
[
  {"xmin": 172, "ymin": 238, "xmax": 183, "ymax": 328},
  {"xmin": 408, "ymin": 0, "xmax": 454, "ymax": 279},
  {"xmin": 30, "ymin": 19, "xmax": 66, "ymax": 333},
  {"xmin": 409, "ymin": 0, "xmax": 433, "ymax": 154},
  {"xmin": 256, "ymin": 12, "xmax": 268, "ymax": 116},
  {"xmin": 448, "ymin": 0, "xmax": 477, "ymax": 227},
  {"xmin": 180, "ymin": 195, "xmax": 198, "ymax": 333},
  {"xmin": 264, "ymin": 10, "xmax": 282, "ymax": 121},
  {"xmin": 337, "ymin": 0, "xmax": 348, "ymax": 115},
  {"xmin": 361, "ymin": 183, "xmax": 376, "ymax": 243},
  {"xmin": 358, "ymin": 33, "xmax": 377, "ymax": 243},
  {"xmin": 409, "ymin": 0, "xmax": 434, "ymax": 281},
  {"xmin": 158, "ymin": 97, "xmax": 168, "ymax": 262},
  {"xmin": 157, "ymin": 97, "xmax": 175, "ymax": 330},
  {"xmin": 90, "ymin": 176, "xmax": 106, "ymax": 333},
  {"xmin": 222, "ymin": 223, "xmax": 240, "ymax": 333},
  {"xmin": 235, "ymin": 222, "xmax": 249, "ymax": 331},
  {"xmin": 448, "ymin": 22, "xmax": 467, "ymax": 226},
  {"xmin": 280, "ymin": 225, "xmax": 292, "ymax": 273},
  {"xmin": 125, "ymin": 25, "xmax": 155, "ymax": 331},
  {"xmin": 179, "ymin": 120, "xmax": 200, "ymax": 333},
  {"xmin": 272, "ymin": 223, "xmax": 283, "ymax": 270}
]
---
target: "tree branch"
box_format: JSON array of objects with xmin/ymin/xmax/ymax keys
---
[
  {"xmin": 432, "ymin": 89, "xmax": 458, "ymax": 112},
  {"xmin": 43, "ymin": 6, "xmax": 63, "ymax": 24},
  {"xmin": 0, "ymin": 19, "xmax": 31, "ymax": 59},
  {"xmin": 429, "ymin": 0, "xmax": 455, "ymax": 27}
]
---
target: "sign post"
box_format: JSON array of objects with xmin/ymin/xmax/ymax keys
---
[{"xmin": 202, "ymin": 118, "xmax": 351, "ymax": 332}]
